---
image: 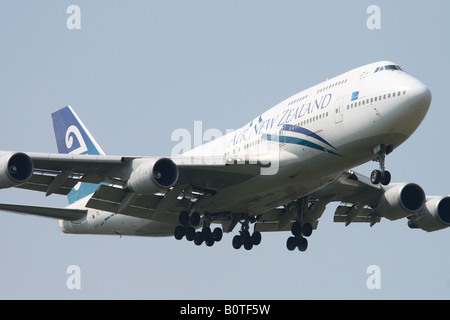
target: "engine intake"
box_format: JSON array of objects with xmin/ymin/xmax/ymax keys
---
[
  {"xmin": 408, "ymin": 196, "xmax": 450, "ymax": 232},
  {"xmin": 127, "ymin": 158, "xmax": 179, "ymax": 195},
  {"xmin": 375, "ymin": 183, "xmax": 425, "ymax": 220},
  {"xmin": 0, "ymin": 152, "xmax": 34, "ymax": 189}
]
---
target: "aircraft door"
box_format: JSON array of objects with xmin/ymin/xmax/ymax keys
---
[{"xmin": 334, "ymin": 98, "xmax": 344, "ymax": 123}]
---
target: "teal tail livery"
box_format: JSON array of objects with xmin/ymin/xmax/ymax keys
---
[{"xmin": 51, "ymin": 106, "xmax": 105, "ymax": 204}]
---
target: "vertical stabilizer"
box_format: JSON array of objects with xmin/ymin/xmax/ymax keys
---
[{"xmin": 51, "ymin": 106, "xmax": 105, "ymax": 204}]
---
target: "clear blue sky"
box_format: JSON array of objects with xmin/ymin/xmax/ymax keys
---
[{"xmin": 0, "ymin": 1, "xmax": 449, "ymax": 299}]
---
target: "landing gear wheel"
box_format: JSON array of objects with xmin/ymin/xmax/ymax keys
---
[
  {"xmin": 232, "ymin": 235, "xmax": 242, "ymax": 249},
  {"xmin": 202, "ymin": 225, "xmax": 212, "ymax": 239},
  {"xmin": 302, "ymin": 223, "xmax": 313, "ymax": 237},
  {"xmin": 174, "ymin": 225, "xmax": 185, "ymax": 240},
  {"xmin": 371, "ymin": 170, "xmax": 382, "ymax": 184},
  {"xmin": 381, "ymin": 171, "xmax": 391, "ymax": 186},
  {"xmin": 252, "ymin": 231, "xmax": 262, "ymax": 245},
  {"xmin": 291, "ymin": 221, "xmax": 301, "ymax": 237},
  {"xmin": 179, "ymin": 210, "xmax": 190, "ymax": 226},
  {"xmin": 241, "ymin": 230, "xmax": 251, "ymax": 243},
  {"xmin": 194, "ymin": 232, "xmax": 203, "ymax": 246},
  {"xmin": 286, "ymin": 236, "xmax": 297, "ymax": 251},
  {"xmin": 185, "ymin": 226, "xmax": 196, "ymax": 241},
  {"xmin": 370, "ymin": 169, "xmax": 391, "ymax": 185},
  {"xmin": 205, "ymin": 238, "xmax": 215, "ymax": 247},
  {"xmin": 212, "ymin": 227, "xmax": 223, "ymax": 242},
  {"xmin": 298, "ymin": 238, "xmax": 308, "ymax": 252},
  {"xmin": 244, "ymin": 238, "xmax": 253, "ymax": 250},
  {"xmin": 190, "ymin": 211, "xmax": 201, "ymax": 226}
]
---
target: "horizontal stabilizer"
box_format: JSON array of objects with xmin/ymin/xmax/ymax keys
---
[{"xmin": 0, "ymin": 203, "xmax": 87, "ymax": 221}]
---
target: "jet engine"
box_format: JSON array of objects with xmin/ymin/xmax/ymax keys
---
[
  {"xmin": 127, "ymin": 158, "xmax": 179, "ymax": 195},
  {"xmin": 375, "ymin": 183, "xmax": 425, "ymax": 220},
  {"xmin": 408, "ymin": 196, "xmax": 450, "ymax": 232},
  {"xmin": 0, "ymin": 152, "xmax": 34, "ymax": 189}
]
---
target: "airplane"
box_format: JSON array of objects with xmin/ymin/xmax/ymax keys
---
[{"xmin": 0, "ymin": 60, "xmax": 446, "ymax": 252}]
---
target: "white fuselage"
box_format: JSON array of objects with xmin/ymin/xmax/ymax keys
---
[{"xmin": 60, "ymin": 61, "xmax": 432, "ymax": 236}]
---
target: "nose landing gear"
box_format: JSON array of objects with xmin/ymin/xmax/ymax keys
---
[{"xmin": 370, "ymin": 144, "xmax": 393, "ymax": 185}]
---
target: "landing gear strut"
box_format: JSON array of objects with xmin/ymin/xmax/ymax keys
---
[{"xmin": 370, "ymin": 144, "xmax": 392, "ymax": 185}]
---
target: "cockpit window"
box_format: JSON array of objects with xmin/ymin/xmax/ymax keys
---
[{"xmin": 374, "ymin": 65, "xmax": 404, "ymax": 73}]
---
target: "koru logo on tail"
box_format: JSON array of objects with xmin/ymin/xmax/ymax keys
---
[{"xmin": 65, "ymin": 125, "xmax": 88, "ymax": 154}]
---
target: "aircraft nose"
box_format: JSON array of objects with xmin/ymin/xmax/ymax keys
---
[{"xmin": 408, "ymin": 81, "xmax": 432, "ymax": 112}]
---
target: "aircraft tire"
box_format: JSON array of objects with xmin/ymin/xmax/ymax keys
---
[
  {"xmin": 370, "ymin": 170, "xmax": 381, "ymax": 184},
  {"xmin": 232, "ymin": 235, "xmax": 242, "ymax": 249},
  {"xmin": 252, "ymin": 231, "xmax": 262, "ymax": 245},
  {"xmin": 298, "ymin": 238, "xmax": 308, "ymax": 252},
  {"xmin": 179, "ymin": 210, "xmax": 190, "ymax": 226},
  {"xmin": 174, "ymin": 225, "xmax": 185, "ymax": 240},
  {"xmin": 244, "ymin": 238, "xmax": 253, "ymax": 250},
  {"xmin": 291, "ymin": 222, "xmax": 301, "ymax": 237},
  {"xmin": 213, "ymin": 227, "xmax": 223, "ymax": 242},
  {"xmin": 303, "ymin": 223, "xmax": 313, "ymax": 237},
  {"xmin": 194, "ymin": 232, "xmax": 203, "ymax": 245},
  {"xmin": 286, "ymin": 236, "xmax": 297, "ymax": 251},
  {"xmin": 190, "ymin": 212, "xmax": 201, "ymax": 226},
  {"xmin": 185, "ymin": 226, "xmax": 196, "ymax": 241},
  {"xmin": 381, "ymin": 171, "xmax": 391, "ymax": 185}
]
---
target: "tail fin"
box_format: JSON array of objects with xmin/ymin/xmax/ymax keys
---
[{"xmin": 51, "ymin": 106, "xmax": 105, "ymax": 204}]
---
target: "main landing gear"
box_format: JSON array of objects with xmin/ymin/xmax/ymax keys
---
[
  {"xmin": 370, "ymin": 144, "xmax": 393, "ymax": 185},
  {"xmin": 174, "ymin": 210, "xmax": 223, "ymax": 247},
  {"xmin": 286, "ymin": 221, "xmax": 312, "ymax": 252},
  {"xmin": 232, "ymin": 220, "xmax": 262, "ymax": 251},
  {"xmin": 285, "ymin": 197, "xmax": 313, "ymax": 252}
]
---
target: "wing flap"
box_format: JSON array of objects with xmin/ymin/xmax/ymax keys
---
[
  {"xmin": 85, "ymin": 185, "xmax": 181, "ymax": 221},
  {"xmin": 310, "ymin": 170, "xmax": 385, "ymax": 226},
  {"xmin": 333, "ymin": 203, "xmax": 381, "ymax": 226}
]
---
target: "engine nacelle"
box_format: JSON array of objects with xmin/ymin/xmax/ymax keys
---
[
  {"xmin": 0, "ymin": 152, "xmax": 34, "ymax": 189},
  {"xmin": 408, "ymin": 196, "xmax": 450, "ymax": 232},
  {"xmin": 127, "ymin": 158, "xmax": 179, "ymax": 195},
  {"xmin": 375, "ymin": 183, "xmax": 425, "ymax": 220}
]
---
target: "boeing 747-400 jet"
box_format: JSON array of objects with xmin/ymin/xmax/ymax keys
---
[{"xmin": 0, "ymin": 61, "xmax": 445, "ymax": 252}]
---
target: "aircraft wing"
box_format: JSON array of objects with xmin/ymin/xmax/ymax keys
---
[
  {"xmin": 0, "ymin": 203, "xmax": 87, "ymax": 220},
  {"xmin": 15, "ymin": 152, "xmax": 128, "ymax": 196},
  {"xmin": 308, "ymin": 170, "xmax": 385, "ymax": 226},
  {"xmin": 254, "ymin": 170, "xmax": 425, "ymax": 232},
  {"xmin": 0, "ymin": 151, "xmax": 264, "ymax": 194},
  {"xmin": 0, "ymin": 151, "xmax": 267, "ymax": 223}
]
